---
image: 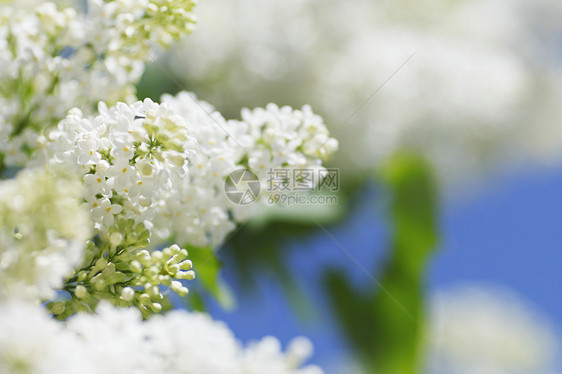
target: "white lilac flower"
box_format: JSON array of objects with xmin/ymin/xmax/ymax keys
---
[
  {"xmin": 167, "ymin": 0, "xmax": 562, "ymax": 183},
  {"xmin": 240, "ymin": 336, "xmax": 323, "ymax": 374},
  {"xmin": 145, "ymin": 307, "xmax": 324, "ymax": 374},
  {"xmin": 91, "ymin": 197, "xmax": 123, "ymax": 226},
  {"xmin": 44, "ymin": 93, "xmax": 338, "ymax": 249},
  {"xmin": 39, "ymin": 94, "xmax": 335, "ymax": 317},
  {"xmin": 65, "ymin": 302, "xmax": 156, "ymax": 374},
  {"xmin": 0, "ymin": 168, "xmax": 91, "ymax": 300},
  {"xmin": 41, "ymin": 98, "xmax": 196, "ymax": 317},
  {"xmin": 428, "ymin": 285, "xmax": 561, "ymax": 374},
  {"xmin": 0, "ymin": 300, "xmax": 323, "ymax": 373},
  {"xmin": 0, "ymin": 300, "xmax": 85, "ymax": 374},
  {"xmin": 44, "ymin": 99, "xmax": 192, "ymax": 238},
  {"xmin": 160, "ymin": 92, "xmax": 337, "ymax": 245},
  {"xmin": 0, "ymin": 0, "xmax": 196, "ymax": 169}
]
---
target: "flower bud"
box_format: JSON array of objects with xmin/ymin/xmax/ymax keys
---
[
  {"xmin": 121, "ymin": 287, "xmax": 135, "ymax": 302},
  {"xmin": 176, "ymin": 270, "xmax": 195, "ymax": 280},
  {"xmin": 167, "ymin": 263, "xmax": 180, "ymax": 274},
  {"xmin": 171, "ymin": 280, "xmax": 189, "ymax": 297},
  {"xmin": 146, "ymin": 285, "xmax": 160, "ymax": 298},
  {"xmin": 109, "ymin": 232, "xmax": 123, "ymax": 247},
  {"xmin": 148, "ymin": 302, "xmax": 162, "ymax": 313},
  {"xmin": 151, "ymin": 251, "xmax": 163, "ymax": 262},
  {"xmin": 158, "ymin": 274, "xmax": 172, "ymax": 286},
  {"xmin": 50, "ymin": 301, "xmax": 65, "ymax": 315},
  {"xmin": 75, "ymin": 285, "xmax": 88, "ymax": 299}
]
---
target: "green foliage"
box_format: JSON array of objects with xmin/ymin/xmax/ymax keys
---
[
  {"xmin": 324, "ymin": 154, "xmax": 439, "ymax": 374},
  {"xmin": 183, "ymin": 199, "xmax": 346, "ymax": 318},
  {"xmin": 135, "ymin": 62, "xmax": 181, "ymax": 102},
  {"xmin": 219, "ymin": 219, "xmax": 329, "ymax": 320},
  {"xmin": 184, "ymin": 245, "xmax": 235, "ymax": 311}
]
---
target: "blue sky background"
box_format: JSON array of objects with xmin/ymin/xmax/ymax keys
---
[{"xmin": 200, "ymin": 163, "xmax": 562, "ymax": 373}]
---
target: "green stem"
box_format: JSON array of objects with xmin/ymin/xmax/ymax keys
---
[{"xmin": 325, "ymin": 154, "xmax": 440, "ymax": 374}]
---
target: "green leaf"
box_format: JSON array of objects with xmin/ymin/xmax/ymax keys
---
[
  {"xmin": 380, "ymin": 154, "xmax": 439, "ymax": 272},
  {"xmin": 371, "ymin": 154, "xmax": 440, "ymax": 374},
  {"xmin": 277, "ymin": 267, "xmax": 317, "ymax": 322},
  {"xmin": 186, "ymin": 246, "xmax": 235, "ymax": 310},
  {"xmin": 324, "ymin": 154, "xmax": 440, "ymax": 374},
  {"xmin": 324, "ymin": 269, "xmax": 376, "ymax": 356},
  {"xmin": 221, "ymin": 223, "xmax": 318, "ymax": 321}
]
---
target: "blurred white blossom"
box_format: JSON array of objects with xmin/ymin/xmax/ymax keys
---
[
  {"xmin": 428, "ymin": 285, "xmax": 560, "ymax": 374},
  {"xmin": 0, "ymin": 168, "xmax": 90, "ymax": 300},
  {"xmin": 0, "ymin": 300, "xmax": 323, "ymax": 374},
  {"xmin": 167, "ymin": 0, "xmax": 562, "ymax": 183},
  {"xmin": 146, "ymin": 307, "xmax": 322, "ymax": 374},
  {"xmin": 0, "ymin": 300, "xmax": 85, "ymax": 374}
]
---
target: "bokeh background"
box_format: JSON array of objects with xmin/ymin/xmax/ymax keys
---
[
  {"xmin": 207, "ymin": 164, "xmax": 562, "ymax": 373},
  {"xmin": 139, "ymin": 0, "xmax": 562, "ymax": 373}
]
